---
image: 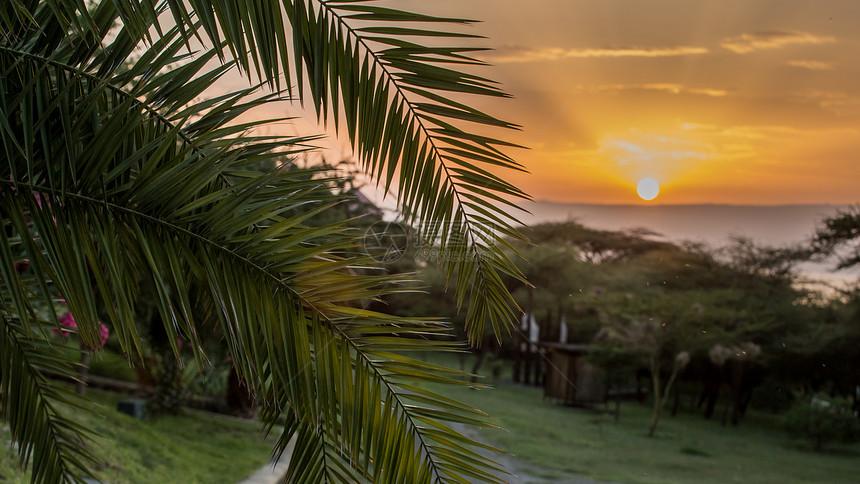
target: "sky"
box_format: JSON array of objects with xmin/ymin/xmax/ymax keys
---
[
  {"xmin": 390, "ymin": 0, "xmax": 860, "ymax": 205},
  {"xmin": 216, "ymin": 0, "xmax": 860, "ymax": 206}
]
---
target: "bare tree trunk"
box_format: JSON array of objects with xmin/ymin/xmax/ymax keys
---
[
  {"xmin": 703, "ymin": 366, "xmax": 722, "ymax": 419},
  {"xmin": 226, "ymin": 365, "xmax": 256, "ymax": 418},
  {"xmin": 648, "ymin": 353, "xmax": 685, "ymax": 437},
  {"xmin": 730, "ymin": 360, "xmax": 744, "ymax": 426},
  {"xmin": 470, "ymin": 347, "xmax": 487, "ymax": 384},
  {"xmin": 671, "ymin": 383, "xmax": 681, "ymax": 417},
  {"xmin": 648, "ymin": 354, "xmax": 661, "ymax": 437}
]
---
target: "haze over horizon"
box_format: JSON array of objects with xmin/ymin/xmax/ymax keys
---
[
  {"xmin": 519, "ymin": 200, "xmax": 846, "ymax": 245},
  {"xmin": 515, "ymin": 200, "xmax": 860, "ymax": 285}
]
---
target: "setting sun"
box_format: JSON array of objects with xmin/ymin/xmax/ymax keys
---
[{"xmin": 637, "ymin": 178, "xmax": 660, "ymax": 200}]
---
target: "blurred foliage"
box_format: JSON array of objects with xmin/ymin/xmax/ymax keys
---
[
  {"xmin": 812, "ymin": 205, "xmax": 860, "ymax": 269},
  {"xmin": 785, "ymin": 394, "xmax": 860, "ymax": 451},
  {"xmin": 375, "ymin": 219, "xmax": 860, "ymax": 428}
]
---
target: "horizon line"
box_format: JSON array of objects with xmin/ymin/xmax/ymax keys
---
[{"xmin": 526, "ymin": 199, "xmax": 854, "ymax": 208}]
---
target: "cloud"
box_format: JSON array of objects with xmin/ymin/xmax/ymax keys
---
[
  {"xmin": 582, "ymin": 83, "xmax": 727, "ymax": 97},
  {"xmin": 679, "ymin": 122, "xmax": 805, "ymax": 142},
  {"xmin": 721, "ymin": 31, "xmax": 835, "ymax": 54},
  {"xmin": 792, "ymin": 89, "xmax": 860, "ymax": 116},
  {"xmin": 601, "ymin": 134, "xmax": 716, "ymax": 167},
  {"xmin": 489, "ymin": 45, "xmax": 708, "ymax": 63},
  {"xmin": 786, "ymin": 59, "xmax": 833, "ymax": 70},
  {"xmin": 719, "ymin": 125, "xmax": 805, "ymax": 140}
]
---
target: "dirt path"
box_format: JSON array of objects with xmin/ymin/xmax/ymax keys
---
[
  {"xmin": 453, "ymin": 423, "xmax": 623, "ymax": 484},
  {"xmin": 236, "ymin": 421, "xmax": 622, "ymax": 484}
]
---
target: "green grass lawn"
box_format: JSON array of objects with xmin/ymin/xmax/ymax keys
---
[
  {"xmin": 424, "ymin": 353, "xmax": 860, "ymax": 484},
  {"xmin": 5, "ymin": 353, "xmax": 857, "ymax": 484},
  {"xmin": 0, "ymin": 390, "xmax": 273, "ymax": 483}
]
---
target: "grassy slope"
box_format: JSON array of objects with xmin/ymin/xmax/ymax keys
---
[
  {"xmin": 6, "ymin": 353, "xmax": 856, "ymax": 484},
  {"xmin": 0, "ymin": 390, "xmax": 272, "ymax": 483},
  {"xmin": 426, "ymin": 353, "xmax": 860, "ymax": 484}
]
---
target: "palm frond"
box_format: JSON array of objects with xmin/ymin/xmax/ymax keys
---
[
  {"xmin": 1, "ymin": 1, "xmax": 523, "ymax": 482},
  {"xmin": 0, "ymin": 299, "xmax": 96, "ymax": 484},
  {"xmin": 91, "ymin": 0, "xmax": 532, "ymax": 343},
  {"xmin": 284, "ymin": 0, "xmax": 532, "ymax": 343}
]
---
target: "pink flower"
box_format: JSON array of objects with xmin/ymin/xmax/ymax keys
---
[
  {"xmin": 58, "ymin": 312, "xmax": 76, "ymax": 328},
  {"xmin": 51, "ymin": 310, "xmax": 109, "ymax": 350},
  {"xmin": 54, "ymin": 312, "xmax": 77, "ymax": 337},
  {"xmin": 98, "ymin": 322, "xmax": 109, "ymax": 348},
  {"xmin": 83, "ymin": 322, "xmax": 110, "ymax": 350}
]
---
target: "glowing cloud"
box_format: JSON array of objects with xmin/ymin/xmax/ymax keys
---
[
  {"xmin": 721, "ymin": 31, "xmax": 835, "ymax": 54},
  {"xmin": 585, "ymin": 83, "xmax": 727, "ymax": 97},
  {"xmin": 786, "ymin": 59, "xmax": 834, "ymax": 70},
  {"xmin": 791, "ymin": 89, "xmax": 860, "ymax": 116},
  {"xmin": 489, "ymin": 45, "xmax": 709, "ymax": 63}
]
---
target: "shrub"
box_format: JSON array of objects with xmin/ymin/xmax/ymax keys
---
[{"xmin": 784, "ymin": 394, "xmax": 860, "ymax": 451}]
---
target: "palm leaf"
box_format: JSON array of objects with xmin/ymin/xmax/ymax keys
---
[
  {"xmin": 1, "ymin": 1, "xmax": 521, "ymax": 482},
  {"xmin": 0, "ymin": 239, "xmax": 96, "ymax": 483},
  {"xmin": 81, "ymin": 0, "xmax": 534, "ymax": 343}
]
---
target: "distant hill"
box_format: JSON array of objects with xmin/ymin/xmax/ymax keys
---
[
  {"xmin": 362, "ymin": 187, "xmax": 856, "ymax": 281},
  {"xmin": 520, "ymin": 201, "xmax": 849, "ymax": 248},
  {"xmin": 518, "ymin": 201, "xmax": 858, "ymax": 283}
]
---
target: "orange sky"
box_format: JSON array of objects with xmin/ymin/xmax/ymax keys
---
[
  {"xmin": 214, "ymin": 0, "xmax": 860, "ymax": 206},
  {"xmin": 396, "ymin": 0, "xmax": 860, "ymax": 205}
]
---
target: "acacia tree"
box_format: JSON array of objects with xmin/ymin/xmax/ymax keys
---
[
  {"xmin": 0, "ymin": 1, "xmax": 529, "ymax": 482},
  {"xmin": 592, "ymin": 297, "xmax": 692, "ymax": 437},
  {"xmin": 813, "ymin": 206, "xmax": 860, "ymax": 269},
  {"xmin": 802, "ymin": 207, "xmax": 860, "ymax": 404}
]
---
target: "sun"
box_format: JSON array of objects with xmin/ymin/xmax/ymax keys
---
[{"xmin": 637, "ymin": 178, "xmax": 660, "ymax": 201}]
